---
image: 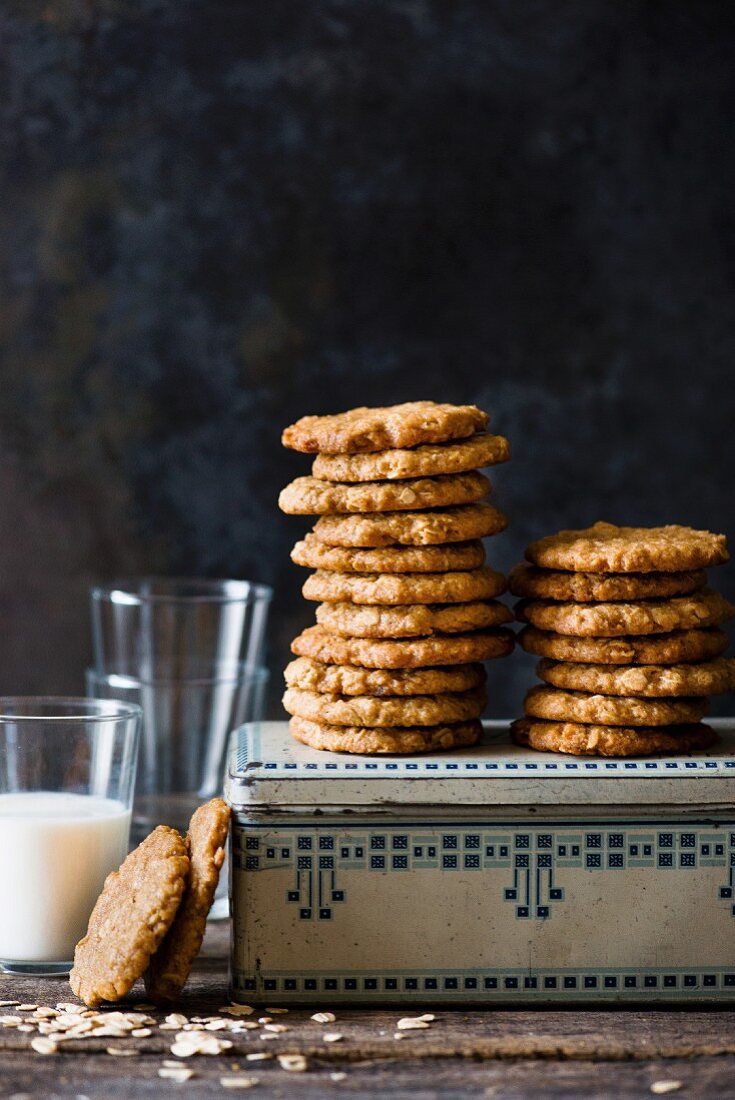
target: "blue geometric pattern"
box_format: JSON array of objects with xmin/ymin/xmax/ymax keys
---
[{"xmin": 232, "ymin": 822, "xmax": 735, "ymax": 922}]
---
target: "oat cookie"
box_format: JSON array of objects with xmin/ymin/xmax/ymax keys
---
[
  {"xmin": 291, "ymin": 534, "xmax": 487, "ymax": 573},
  {"xmin": 526, "ymin": 521, "xmax": 729, "ymax": 573},
  {"xmin": 312, "ymin": 502, "xmax": 508, "ymax": 547},
  {"xmin": 523, "ymin": 684, "xmax": 707, "ymax": 727},
  {"xmin": 292, "ymin": 624, "xmax": 515, "ymax": 668},
  {"xmin": 145, "ymin": 799, "xmax": 231, "ymax": 1004},
  {"xmin": 316, "ymin": 599, "xmax": 512, "ymax": 638},
  {"xmin": 536, "ymin": 657, "xmax": 735, "ymax": 698},
  {"xmin": 279, "ymin": 471, "xmax": 490, "ymax": 516},
  {"xmin": 517, "ymin": 589, "xmax": 733, "ymax": 637},
  {"xmin": 282, "ymin": 401, "xmax": 488, "ymax": 454},
  {"xmin": 70, "ymin": 827, "xmax": 189, "ymax": 1008},
  {"xmin": 283, "ymin": 685, "xmax": 487, "ymax": 728},
  {"xmin": 302, "ymin": 566, "xmax": 506, "ymax": 605},
  {"xmin": 509, "ymin": 563, "xmax": 705, "ymax": 602},
  {"xmin": 511, "ymin": 717, "xmax": 718, "ymax": 757},
  {"xmin": 312, "ymin": 433, "xmax": 509, "ymax": 482},
  {"xmin": 290, "ymin": 715, "xmax": 482, "ymax": 754},
  {"xmin": 284, "ymin": 656, "xmax": 486, "ymax": 696},
  {"xmin": 518, "ymin": 625, "xmax": 729, "ymax": 665}
]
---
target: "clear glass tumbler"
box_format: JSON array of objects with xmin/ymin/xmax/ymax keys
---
[
  {"xmin": 90, "ymin": 577, "xmax": 273, "ymax": 680},
  {"xmin": 0, "ymin": 697, "xmax": 141, "ymax": 976}
]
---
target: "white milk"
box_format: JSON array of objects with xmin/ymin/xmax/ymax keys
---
[{"xmin": 0, "ymin": 792, "xmax": 131, "ymax": 963}]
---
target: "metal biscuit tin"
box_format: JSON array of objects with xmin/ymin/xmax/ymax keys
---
[{"xmin": 226, "ymin": 719, "xmax": 735, "ymax": 1003}]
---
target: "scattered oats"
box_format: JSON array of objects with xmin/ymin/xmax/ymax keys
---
[
  {"xmin": 220, "ymin": 1077, "xmax": 258, "ymax": 1090},
  {"xmin": 396, "ymin": 1017, "xmax": 431, "ymax": 1030},
  {"xmin": 263, "ymin": 1023, "xmax": 288, "ymax": 1033},
  {"xmin": 17, "ymin": 1025, "xmax": 35, "ymax": 1033},
  {"xmin": 31, "ymin": 1037, "xmax": 57, "ymax": 1055},
  {"xmin": 159, "ymin": 1022, "xmax": 182, "ymax": 1031},
  {"xmin": 204, "ymin": 1020, "xmax": 230, "ymax": 1031},
  {"xmin": 278, "ymin": 1053, "xmax": 308, "ymax": 1072},
  {"xmin": 170, "ymin": 1043, "xmax": 197, "ymax": 1059},
  {"xmin": 416, "ymin": 1014, "xmax": 436, "ymax": 1022},
  {"xmin": 246, "ymin": 1052, "xmax": 274, "ymax": 1061},
  {"xmin": 106, "ymin": 1047, "xmax": 140, "ymax": 1057},
  {"xmin": 33, "ymin": 1008, "xmax": 59, "ymax": 1019},
  {"xmin": 18, "ymin": 1005, "xmax": 38, "ymax": 1012},
  {"xmin": 191, "ymin": 1017, "xmax": 207, "ymax": 1023},
  {"xmin": 56, "ymin": 1003, "xmax": 80, "ymax": 1012},
  {"xmin": 650, "ymin": 1085, "xmax": 683, "ymax": 1096},
  {"xmin": 393, "ymin": 1033, "xmax": 405, "ymax": 1040},
  {"xmin": 134, "ymin": 1003, "xmax": 156, "ymax": 1011},
  {"xmin": 257, "ymin": 1017, "xmax": 272, "ymax": 1024},
  {"xmin": 311, "ymin": 1011, "xmax": 336, "ymax": 1024},
  {"xmin": 181, "ymin": 1024, "xmax": 199, "ymax": 1031},
  {"xmin": 260, "ymin": 1033, "xmax": 278, "ymax": 1041},
  {"xmin": 323, "ymin": 1033, "xmax": 343, "ymax": 1043},
  {"xmin": 158, "ymin": 1068, "xmax": 194, "ymax": 1083},
  {"xmin": 220, "ymin": 1004, "xmax": 254, "ymax": 1016},
  {"xmin": 330, "ymin": 1072, "xmax": 347, "ymax": 1082},
  {"xmin": 0, "ymin": 1001, "xmax": 19, "ymax": 1007},
  {"xmin": 165, "ymin": 1013, "xmax": 189, "ymax": 1027},
  {"xmin": 1, "ymin": 1016, "xmax": 20, "ymax": 1026},
  {"xmin": 132, "ymin": 1028, "xmax": 152, "ymax": 1038},
  {"xmin": 265, "ymin": 1007, "xmax": 289, "ymax": 1014}
]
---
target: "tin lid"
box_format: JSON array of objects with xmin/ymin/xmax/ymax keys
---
[{"xmin": 225, "ymin": 719, "xmax": 735, "ymax": 810}]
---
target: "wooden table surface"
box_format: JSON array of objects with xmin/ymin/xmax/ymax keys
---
[{"xmin": 2, "ymin": 923, "xmax": 735, "ymax": 1098}]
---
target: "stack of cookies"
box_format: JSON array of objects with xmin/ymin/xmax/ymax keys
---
[
  {"xmin": 278, "ymin": 401, "xmax": 515, "ymax": 754},
  {"xmin": 510, "ymin": 522, "xmax": 735, "ymax": 757}
]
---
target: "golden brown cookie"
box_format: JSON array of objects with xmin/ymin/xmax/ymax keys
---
[
  {"xmin": 302, "ymin": 566, "xmax": 506, "ymax": 605},
  {"xmin": 282, "ymin": 402, "xmax": 488, "ymax": 454},
  {"xmin": 292, "ymin": 624, "xmax": 515, "ymax": 668},
  {"xmin": 145, "ymin": 800, "xmax": 231, "ymax": 1004},
  {"xmin": 284, "ymin": 656, "xmax": 487, "ymax": 696},
  {"xmin": 526, "ymin": 521, "xmax": 729, "ymax": 573},
  {"xmin": 291, "ymin": 534, "xmax": 487, "ymax": 573},
  {"xmin": 312, "ymin": 433, "xmax": 510, "ymax": 482},
  {"xmin": 523, "ymin": 684, "xmax": 707, "ymax": 727},
  {"xmin": 283, "ymin": 685, "xmax": 487, "ymax": 728},
  {"xmin": 511, "ymin": 717, "xmax": 718, "ymax": 757},
  {"xmin": 290, "ymin": 715, "xmax": 482, "ymax": 754},
  {"xmin": 516, "ymin": 589, "xmax": 734, "ymax": 637},
  {"xmin": 312, "ymin": 502, "xmax": 508, "ymax": 547},
  {"xmin": 508, "ymin": 563, "xmax": 706, "ymax": 602},
  {"xmin": 70, "ymin": 827, "xmax": 189, "ymax": 1008},
  {"xmin": 279, "ymin": 471, "xmax": 490, "ymax": 516},
  {"xmin": 518, "ymin": 625, "xmax": 730, "ymax": 665},
  {"xmin": 536, "ymin": 657, "xmax": 735, "ymax": 698},
  {"xmin": 315, "ymin": 599, "xmax": 513, "ymax": 638}
]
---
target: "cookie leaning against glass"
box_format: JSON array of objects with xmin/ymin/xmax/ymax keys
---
[
  {"xmin": 280, "ymin": 400, "xmax": 513, "ymax": 755},
  {"xmin": 511, "ymin": 522, "xmax": 733, "ymax": 758}
]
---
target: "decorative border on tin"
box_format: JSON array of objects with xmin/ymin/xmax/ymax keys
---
[{"xmin": 232, "ymin": 725, "xmax": 734, "ymax": 777}]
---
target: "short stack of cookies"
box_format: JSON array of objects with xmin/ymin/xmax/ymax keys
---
[
  {"xmin": 278, "ymin": 401, "xmax": 515, "ymax": 754},
  {"xmin": 510, "ymin": 522, "xmax": 735, "ymax": 757}
]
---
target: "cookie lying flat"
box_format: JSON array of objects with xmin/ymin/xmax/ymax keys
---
[
  {"xmin": 509, "ymin": 563, "xmax": 705, "ymax": 602},
  {"xmin": 70, "ymin": 827, "xmax": 189, "ymax": 1008},
  {"xmin": 302, "ymin": 566, "xmax": 506, "ymax": 605},
  {"xmin": 290, "ymin": 715, "xmax": 483, "ymax": 754},
  {"xmin": 283, "ymin": 685, "xmax": 487, "ymax": 728},
  {"xmin": 282, "ymin": 401, "xmax": 488, "ymax": 453},
  {"xmin": 511, "ymin": 717, "xmax": 718, "ymax": 757},
  {"xmin": 312, "ymin": 433, "xmax": 510, "ymax": 482},
  {"xmin": 292, "ymin": 624, "xmax": 515, "ymax": 668},
  {"xmin": 536, "ymin": 657, "xmax": 735, "ymax": 698},
  {"xmin": 523, "ymin": 684, "xmax": 707, "ymax": 727},
  {"xmin": 526, "ymin": 521, "xmax": 729, "ymax": 573},
  {"xmin": 279, "ymin": 471, "xmax": 490, "ymax": 515},
  {"xmin": 284, "ymin": 656, "xmax": 486, "ymax": 696},
  {"xmin": 291, "ymin": 534, "xmax": 487, "ymax": 574},
  {"xmin": 312, "ymin": 502, "xmax": 507, "ymax": 547},
  {"xmin": 516, "ymin": 589, "xmax": 734, "ymax": 637},
  {"xmin": 518, "ymin": 625, "xmax": 730, "ymax": 665},
  {"xmin": 316, "ymin": 599, "xmax": 513, "ymax": 638},
  {"xmin": 145, "ymin": 799, "xmax": 231, "ymax": 1004}
]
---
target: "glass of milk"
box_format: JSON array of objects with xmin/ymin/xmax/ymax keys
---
[{"xmin": 0, "ymin": 697, "xmax": 141, "ymax": 976}]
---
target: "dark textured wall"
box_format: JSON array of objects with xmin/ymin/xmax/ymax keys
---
[{"xmin": 1, "ymin": 1, "xmax": 734, "ymax": 716}]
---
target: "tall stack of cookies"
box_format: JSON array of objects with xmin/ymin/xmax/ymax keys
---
[
  {"xmin": 278, "ymin": 401, "xmax": 514, "ymax": 754},
  {"xmin": 510, "ymin": 522, "xmax": 735, "ymax": 757}
]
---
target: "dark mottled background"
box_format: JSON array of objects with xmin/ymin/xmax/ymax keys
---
[{"xmin": 1, "ymin": 1, "xmax": 734, "ymax": 717}]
